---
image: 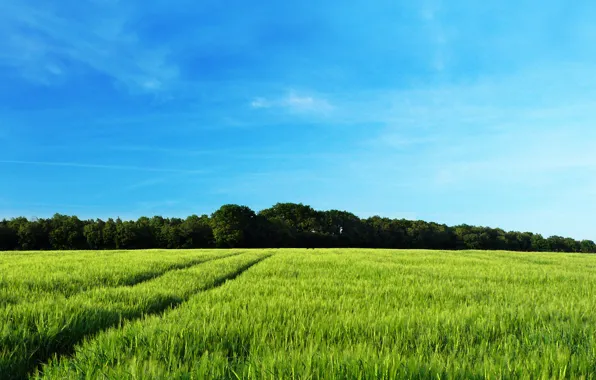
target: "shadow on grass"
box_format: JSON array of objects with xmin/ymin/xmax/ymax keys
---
[
  {"xmin": 3, "ymin": 251, "xmax": 245, "ymax": 309},
  {"xmin": 1, "ymin": 254, "xmax": 271, "ymax": 380}
]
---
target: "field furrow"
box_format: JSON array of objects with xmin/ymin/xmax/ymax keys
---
[
  {"xmin": 0, "ymin": 250, "xmax": 238, "ymax": 307},
  {"xmin": 35, "ymin": 250, "xmax": 596, "ymax": 379},
  {"xmin": 0, "ymin": 251, "xmax": 272, "ymax": 380}
]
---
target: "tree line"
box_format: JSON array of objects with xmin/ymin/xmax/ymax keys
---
[{"xmin": 0, "ymin": 203, "xmax": 594, "ymax": 253}]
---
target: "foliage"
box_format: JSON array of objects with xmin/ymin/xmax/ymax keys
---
[
  {"xmin": 211, "ymin": 205, "xmax": 258, "ymax": 248},
  {"xmin": 0, "ymin": 203, "xmax": 593, "ymax": 253}
]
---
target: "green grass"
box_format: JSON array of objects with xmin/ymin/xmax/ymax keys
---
[
  {"xmin": 2, "ymin": 249, "xmax": 596, "ymax": 379},
  {"xmin": 0, "ymin": 249, "xmax": 236, "ymax": 306},
  {"xmin": 1, "ymin": 250, "xmax": 270, "ymax": 379}
]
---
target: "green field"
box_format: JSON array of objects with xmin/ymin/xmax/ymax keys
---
[{"xmin": 2, "ymin": 249, "xmax": 596, "ymax": 379}]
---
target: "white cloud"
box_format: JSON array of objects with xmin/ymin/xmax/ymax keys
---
[
  {"xmin": 0, "ymin": 2, "xmax": 179, "ymax": 92},
  {"xmin": 0, "ymin": 160, "xmax": 207, "ymax": 174},
  {"xmin": 141, "ymin": 79, "xmax": 163, "ymax": 91},
  {"xmin": 250, "ymin": 91, "xmax": 333, "ymax": 114},
  {"xmin": 250, "ymin": 97, "xmax": 271, "ymax": 108},
  {"xmin": 420, "ymin": 1, "xmax": 440, "ymax": 21},
  {"xmin": 284, "ymin": 94, "xmax": 315, "ymax": 107},
  {"xmin": 283, "ymin": 92, "xmax": 333, "ymax": 113},
  {"xmin": 372, "ymin": 134, "xmax": 438, "ymax": 149}
]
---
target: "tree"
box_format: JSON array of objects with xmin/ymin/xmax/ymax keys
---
[
  {"xmin": 16, "ymin": 218, "xmax": 50, "ymax": 250},
  {"xmin": 259, "ymin": 203, "xmax": 322, "ymax": 233},
  {"xmin": 0, "ymin": 219, "xmax": 18, "ymax": 251},
  {"xmin": 135, "ymin": 217, "xmax": 155, "ymax": 249},
  {"xmin": 531, "ymin": 234, "xmax": 549, "ymax": 251},
  {"xmin": 102, "ymin": 218, "xmax": 117, "ymax": 249},
  {"xmin": 546, "ymin": 236, "xmax": 568, "ymax": 252},
  {"xmin": 320, "ymin": 210, "xmax": 366, "ymax": 247},
  {"xmin": 453, "ymin": 225, "xmax": 472, "ymax": 250},
  {"xmin": 211, "ymin": 205, "xmax": 258, "ymax": 248},
  {"xmin": 0, "ymin": 204, "xmax": 594, "ymax": 253},
  {"xmin": 365, "ymin": 216, "xmax": 398, "ymax": 248},
  {"xmin": 49, "ymin": 214, "xmax": 85, "ymax": 250},
  {"xmin": 150, "ymin": 216, "xmax": 168, "ymax": 248},
  {"xmin": 580, "ymin": 240, "xmax": 596, "ymax": 253},
  {"xmin": 115, "ymin": 218, "xmax": 137, "ymax": 249},
  {"xmin": 159, "ymin": 222, "xmax": 182, "ymax": 249},
  {"xmin": 84, "ymin": 220, "xmax": 104, "ymax": 249},
  {"xmin": 517, "ymin": 232, "xmax": 534, "ymax": 251},
  {"xmin": 179, "ymin": 215, "xmax": 214, "ymax": 248}
]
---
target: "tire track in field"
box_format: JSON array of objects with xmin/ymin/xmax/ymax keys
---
[
  {"xmin": 10, "ymin": 254, "xmax": 272, "ymax": 380},
  {"xmin": 202, "ymin": 253, "xmax": 272, "ymax": 291},
  {"xmin": 82, "ymin": 251, "xmax": 248, "ymax": 291},
  {"xmin": 0, "ymin": 252, "xmax": 248, "ymax": 310},
  {"xmin": 0, "ymin": 252, "xmax": 247, "ymax": 309}
]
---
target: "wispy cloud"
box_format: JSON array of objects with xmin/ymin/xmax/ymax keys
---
[
  {"xmin": 89, "ymin": 174, "xmax": 183, "ymax": 202},
  {"xmin": 250, "ymin": 90, "xmax": 334, "ymax": 114},
  {"xmin": 0, "ymin": 201, "xmax": 106, "ymax": 210},
  {"xmin": 419, "ymin": 0, "xmax": 448, "ymax": 72},
  {"xmin": 250, "ymin": 98, "xmax": 271, "ymax": 109},
  {"xmin": 108, "ymin": 145, "xmax": 229, "ymax": 156},
  {"xmin": 0, "ymin": 160, "xmax": 207, "ymax": 174},
  {"xmin": 428, "ymin": 128, "xmax": 596, "ymax": 188},
  {"xmin": 107, "ymin": 145, "xmax": 350, "ymax": 160},
  {"xmin": 253, "ymin": 63, "xmax": 596, "ymax": 198},
  {"xmin": 0, "ymin": 2, "xmax": 178, "ymax": 92}
]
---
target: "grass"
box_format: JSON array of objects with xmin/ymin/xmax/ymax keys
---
[
  {"xmin": 1, "ymin": 250, "xmax": 270, "ymax": 379},
  {"xmin": 0, "ymin": 249, "xmax": 236, "ymax": 306},
  {"xmin": 2, "ymin": 249, "xmax": 596, "ymax": 379}
]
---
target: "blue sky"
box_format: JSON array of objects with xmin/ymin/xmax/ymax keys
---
[{"xmin": 1, "ymin": 0, "xmax": 595, "ymax": 239}]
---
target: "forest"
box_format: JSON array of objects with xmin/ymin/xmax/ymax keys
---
[{"xmin": 0, "ymin": 203, "xmax": 594, "ymax": 253}]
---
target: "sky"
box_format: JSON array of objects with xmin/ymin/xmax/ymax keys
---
[{"xmin": 1, "ymin": 0, "xmax": 595, "ymax": 240}]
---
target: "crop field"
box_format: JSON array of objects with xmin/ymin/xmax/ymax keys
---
[{"xmin": 2, "ymin": 249, "xmax": 596, "ymax": 379}]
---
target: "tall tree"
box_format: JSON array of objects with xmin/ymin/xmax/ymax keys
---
[
  {"xmin": 115, "ymin": 218, "xmax": 137, "ymax": 249},
  {"xmin": 83, "ymin": 220, "xmax": 105, "ymax": 249},
  {"xmin": 259, "ymin": 203, "xmax": 322, "ymax": 233},
  {"xmin": 102, "ymin": 218, "xmax": 117, "ymax": 249},
  {"xmin": 135, "ymin": 217, "xmax": 155, "ymax": 249},
  {"xmin": 580, "ymin": 240, "xmax": 596, "ymax": 253},
  {"xmin": 179, "ymin": 215, "xmax": 214, "ymax": 248},
  {"xmin": 320, "ymin": 210, "xmax": 366, "ymax": 247},
  {"xmin": 0, "ymin": 219, "xmax": 18, "ymax": 251},
  {"xmin": 49, "ymin": 214, "xmax": 85, "ymax": 250},
  {"xmin": 16, "ymin": 218, "xmax": 51, "ymax": 250},
  {"xmin": 0, "ymin": 204, "xmax": 594, "ymax": 253},
  {"xmin": 211, "ymin": 205, "xmax": 258, "ymax": 248}
]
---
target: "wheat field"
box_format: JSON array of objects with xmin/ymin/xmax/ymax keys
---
[{"xmin": 2, "ymin": 249, "xmax": 596, "ymax": 379}]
